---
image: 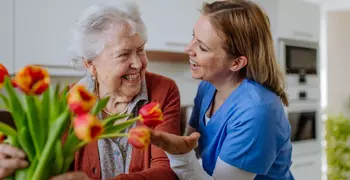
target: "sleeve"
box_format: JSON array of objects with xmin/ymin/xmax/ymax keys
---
[
  {"xmin": 219, "ymin": 105, "xmax": 279, "ymax": 175},
  {"xmin": 188, "ymin": 81, "xmax": 206, "ymax": 129},
  {"xmin": 165, "ymin": 150, "xmax": 256, "ymax": 180},
  {"xmin": 113, "ymin": 81, "xmax": 181, "ymax": 180}
]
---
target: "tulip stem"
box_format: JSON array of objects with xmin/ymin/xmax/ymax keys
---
[{"xmin": 99, "ymin": 133, "xmax": 129, "ymax": 139}]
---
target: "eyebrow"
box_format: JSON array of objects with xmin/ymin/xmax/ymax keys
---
[{"xmin": 116, "ymin": 42, "xmax": 146, "ymax": 53}]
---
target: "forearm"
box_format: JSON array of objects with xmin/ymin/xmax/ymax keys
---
[
  {"xmin": 110, "ymin": 167, "xmax": 178, "ymax": 180},
  {"xmin": 166, "ymin": 150, "xmax": 256, "ymax": 180},
  {"xmin": 166, "ymin": 150, "xmax": 213, "ymax": 180}
]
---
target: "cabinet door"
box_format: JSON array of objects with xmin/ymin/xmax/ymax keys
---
[
  {"xmin": 15, "ymin": 0, "xmax": 147, "ymax": 76},
  {"xmin": 139, "ymin": 0, "xmax": 202, "ymax": 53},
  {"xmin": 278, "ymin": 0, "xmax": 320, "ymax": 42},
  {"xmin": 291, "ymin": 153, "xmax": 322, "ymax": 180},
  {"xmin": 0, "ymin": 0, "xmax": 14, "ymax": 74}
]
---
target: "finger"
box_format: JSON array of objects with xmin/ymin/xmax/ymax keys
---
[
  {"xmin": 0, "ymin": 144, "xmax": 26, "ymax": 158},
  {"xmin": 50, "ymin": 172, "xmax": 90, "ymax": 180},
  {"xmin": 0, "ymin": 168, "xmax": 16, "ymax": 179},
  {"xmin": 0, "ymin": 158, "xmax": 28, "ymax": 169},
  {"xmin": 0, "ymin": 153, "xmax": 6, "ymax": 159}
]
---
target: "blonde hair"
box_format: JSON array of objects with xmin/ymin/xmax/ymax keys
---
[{"xmin": 202, "ymin": 0, "xmax": 289, "ymax": 106}]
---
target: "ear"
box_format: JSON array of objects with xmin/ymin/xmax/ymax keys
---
[
  {"xmin": 229, "ymin": 56, "xmax": 248, "ymax": 72},
  {"xmin": 83, "ymin": 58, "xmax": 96, "ymax": 76}
]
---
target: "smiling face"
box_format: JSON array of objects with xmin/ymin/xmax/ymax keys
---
[
  {"xmin": 87, "ymin": 24, "xmax": 147, "ymax": 100},
  {"xmin": 185, "ymin": 15, "xmax": 236, "ymax": 83}
]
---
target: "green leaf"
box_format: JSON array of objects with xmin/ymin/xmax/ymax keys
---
[
  {"xmin": 0, "ymin": 93, "xmax": 9, "ymax": 109},
  {"xmin": 103, "ymin": 119, "xmax": 138, "ymax": 134},
  {"xmin": 24, "ymin": 95, "xmax": 42, "ymax": 155},
  {"xmin": 0, "ymin": 122, "xmax": 17, "ymax": 137},
  {"xmin": 49, "ymin": 84, "xmax": 61, "ymax": 123},
  {"xmin": 102, "ymin": 113, "xmax": 132, "ymax": 128},
  {"xmin": 52, "ymin": 140, "xmax": 64, "ymax": 175},
  {"xmin": 3, "ymin": 77, "xmax": 24, "ymax": 129},
  {"xmin": 40, "ymin": 89, "xmax": 50, "ymax": 134},
  {"xmin": 59, "ymin": 85, "xmax": 69, "ymax": 112},
  {"xmin": 32, "ymin": 109, "xmax": 70, "ymax": 180},
  {"xmin": 17, "ymin": 127, "xmax": 35, "ymax": 162},
  {"xmin": 62, "ymin": 132, "xmax": 80, "ymax": 158},
  {"xmin": 91, "ymin": 96, "xmax": 110, "ymax": 115}
]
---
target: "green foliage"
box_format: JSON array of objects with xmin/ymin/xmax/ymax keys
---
[{"xmin": 325, "ymin": 115, "xmax": 350, "ymax": 180}]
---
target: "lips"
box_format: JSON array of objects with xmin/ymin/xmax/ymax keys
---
[
  {"xmin": 189, "ymin": 59, "xmax": 198, "ymax": 67},
  {"xmin": 122, "ymin": 74, "xmax": 140, "ymax": 81}
]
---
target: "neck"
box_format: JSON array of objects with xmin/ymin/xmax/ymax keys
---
[
  {"xmin": 211, "ymin": 74, "xmax": 244, "ymax": 101},
  {"xmin": 95, "ymin": 81, "xmax": 133, "ymax": 104}
]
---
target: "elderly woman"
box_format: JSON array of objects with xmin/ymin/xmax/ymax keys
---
[{"xmin": 0, "ymin": 3, "xmax": 180, "ymax": 180}]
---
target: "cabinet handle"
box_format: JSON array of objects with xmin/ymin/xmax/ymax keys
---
[
  {"xmin": 165, "ymin": 42, "xmax": 188, "ymax": 47},
  {"xmin": 33, "ymin": 64, "xmax": 77, "ymax": 70},
  {"xmin": 293, "ymin": 161, "xmax": 315, "ymax": 168}
]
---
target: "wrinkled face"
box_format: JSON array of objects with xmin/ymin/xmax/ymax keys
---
[
  {"xmin": 87, "ymin": 25, "xmax": 147, "ymax": 98},
  {"xmin": 185, "ymin": 15, "xmax": 234, "ymax": 83}
]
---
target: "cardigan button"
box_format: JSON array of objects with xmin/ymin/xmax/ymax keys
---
[{"xmin": 92, "ymin": 167, "xmax": 97, "ymax": 174}]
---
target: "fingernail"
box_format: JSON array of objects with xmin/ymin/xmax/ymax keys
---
[{"xmin": 20, "ymin": 161, "xmax": 28, "ymax": 167}]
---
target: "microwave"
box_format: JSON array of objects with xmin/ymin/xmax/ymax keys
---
[{"xmin": 278, "ymin": 38, "xmax": 319, "ymax": 85}]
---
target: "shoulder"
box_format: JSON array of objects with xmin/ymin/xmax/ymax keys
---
[{"xmin": 145, "ymin": 71, "xmax": 180, "ymax": 101}]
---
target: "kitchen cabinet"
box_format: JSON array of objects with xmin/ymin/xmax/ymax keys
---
[
  {"xmin": 0, "ymin": 0, "xmax": 14, "ymax": 74},
  {"xmin": 14, "ymin": 0, "xmax": 201, "ymax": 75},
  {"xmin": 139, "ymin": 0, "xmax": 202, "ymax": 52},
  {"xmin": 291, "ymin": 153, "xmax": 322, "ymax": 180},
  {"xmin": 277, "ymin": 0, "xmax": 320, "ymax": 42}
]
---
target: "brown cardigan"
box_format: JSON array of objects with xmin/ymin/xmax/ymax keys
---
[{"xmin": 73, "ymin": 72, "xmax": 181, "ymax": 180}]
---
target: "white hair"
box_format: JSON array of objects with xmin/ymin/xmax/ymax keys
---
[{"xmin": 67, "ymin": 2, "xmax": 147, "ymax": 69}]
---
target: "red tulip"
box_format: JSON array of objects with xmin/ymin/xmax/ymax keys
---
[
  {"xmin": 14, "ymin": 65, "xmax": 50, "ymax": 95},
  {"xmin": 0, "ymin": 132, "xmax": 6, "ymax": 143},
  {"xmin": 0, "ymin": 64, "xmax": 10, "ymax": 88},
  {"xmin": 138, "ymin": 102, "xmax": 164, "ymax": 127},
  {"xmin": 128, "ymin": 127, "xmax": 150, "ymax": 149},
  {"xmin": 67, "ymin": 85, "xmax": 96, "ymax": 115},
  {"xmin": 73, "ymin": 114, "xmax": 104, "ymax": 142}
]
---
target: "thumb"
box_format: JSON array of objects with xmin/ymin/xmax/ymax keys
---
[{"xmin": 184, "ymin": 132, "xmax": 201, "ymax": 149}]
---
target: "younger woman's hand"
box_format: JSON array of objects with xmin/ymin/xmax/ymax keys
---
[{"xmin": 150, "ymin": 130, "xmax": 200, "ymax": 155}]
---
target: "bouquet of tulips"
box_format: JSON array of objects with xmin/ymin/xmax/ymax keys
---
[{"xmin": 0, "ymin": 64, "xmax": 164, "ymax": 180}]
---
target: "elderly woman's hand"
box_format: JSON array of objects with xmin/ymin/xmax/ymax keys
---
[
  {"xmin": 150, "ymin": 130, "xmax": 201, "ymax": 155},
  {"xmin": 0, "ymin": 143, "xmax": 28, "ymax": 179},
  {"xmin": 50, "ymin": 172, "xmax": 91, "ymax": 180}
]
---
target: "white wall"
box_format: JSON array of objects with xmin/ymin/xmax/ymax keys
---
[{"xmin": 326, "ymin": 10, "xmax": 350, "ymax": 117}]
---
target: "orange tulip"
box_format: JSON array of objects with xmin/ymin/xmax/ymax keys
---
[
  {"xmin": 67, "ymin": 85, "xmax": 96, "ymax": 115},
  {"xmin": 0, "ymin": 64, "xmax": 10, "ymax": 88},
  {"xmin": 73, "ymin": 114, "xmax": 104, "ymax": 142},
  {"xmin": 15, "ymin": 65, "xmax": 50, "ymax": 95},
  {"xmin": 138, "ymin": 102, "xmax": 164, "ymax": 127},
  {"xmin": 0, "ymin": 132, "xmax": 6, "ymax": 143},
  {"xmin": 128, "ymin": 127, "xmax": 151, "ymax": 149}
]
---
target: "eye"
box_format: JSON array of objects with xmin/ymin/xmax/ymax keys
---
[
  {"xmin": 118, "ymin": 53, "xmax": 129, "ymax": 57},
  {"xmin": 199, "ymin": 45, "xmax": 207, "ymax": 52},
  {"xmin": 137, "ymin": 49, "xmax": 145, "ymax": 53}
]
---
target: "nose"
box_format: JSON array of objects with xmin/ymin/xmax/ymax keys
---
[
  {"xmin": 185, "ymin": 40, "xmax": 196, "ymax": 57},
  {"xmin": 130, "ymin": 54, "xmax": 142, "ymax": 70}
]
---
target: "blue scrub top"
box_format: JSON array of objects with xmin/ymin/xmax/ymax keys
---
[{"xmin": 189, "ymin": 79, "xmax": 294, "ymax": 180}]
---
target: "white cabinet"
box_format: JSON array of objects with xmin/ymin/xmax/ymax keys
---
[
  {"xmin": 139, "ymin": 0, "xmax": 201, "ymax": 52},
  {"xmin": 0, "ymin": 0, "xmax": 14, "ymax": 74},
  {"xmin": 291, "ymin": 153, "xmax": 322, "ymax": 180},
  {"xmin": 277, "ymin": 0, "xmax": 320, "ymax": 42},
  {"xmin": 14, "ymin": 0, "xmax": 201, "ymax": 75}
]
